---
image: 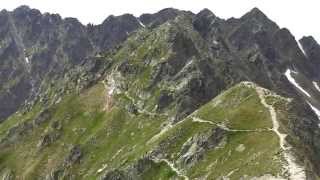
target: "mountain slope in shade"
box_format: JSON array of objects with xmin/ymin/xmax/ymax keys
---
[{"xmin": 0, "ymin": 5, "xmax": 320, "ymax": 179}]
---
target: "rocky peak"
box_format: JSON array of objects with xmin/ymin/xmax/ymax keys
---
[
  {"xmin": 139, "ymin": 8, "xmax": 185, "ymax": 27},
  {"xmin": 12, "ymin": 5, "xmax": 32, "ymax": 14},
  {"xmin": 241, "ymin": 7, "xmax": 267, "ymax": 21},
  {"xmin": 239, "ymin": 7, "xmax": 278, "ymax": 33},
  {"xmin": 102, "ymin": 13, "xmax": 138, "ymax": 25},
  {"xmin": 62, "ymin": 17, "xmax": 86, "ymax": 37},
  {"xmin": 41, "ymin": 13, "xmax": 62, "ymax": 25},
  {"xmin": 299, "ymin": 36, "xmax": 320, "ymax": 60},
  {"xmin": 89, "ymin": 13, "xmax": 141, "ymax": 50},
  {"xmin": 273, "ymin": 28, "xmax": 300, "ymax": 57},
  {"xmin": 299, "ymin": 36, "xmax": 320, "ymax": 77},
  {"xmin": 196, "ymin": 8, "xmax": 215, "ymax": 19},
  {"xmin": 11, "ymin": 5, "xmax": 42, "ymax": 27},
  {"xmin": 224, "ymin": 8, "xmax": 279, "ymax": 52},
  {"xmin": 192, "ymin": 8, "xmax": 219, "ymax": 38},
  {"xmin": 271, "ymin": 28, "xmax": 316, "ymax": 77},
  {"xmin": 12, "ymin": 5, "xmax": 42, "ymax": 19},
  {"xmin": 63, "ymin": 17, "xmax": 82, "ymax": 26}
]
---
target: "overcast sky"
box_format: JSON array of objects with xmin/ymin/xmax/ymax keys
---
[{"xmin": 1, "ymin": 0, "xmax": 319, "ymax": 42}]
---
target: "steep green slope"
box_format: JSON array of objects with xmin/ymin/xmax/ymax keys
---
[{"xmin": 0, "ymin": 81, "xmax": 306, "ymax": 179}]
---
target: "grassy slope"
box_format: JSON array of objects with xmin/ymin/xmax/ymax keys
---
[
  {"xmin": 0, "ymin": 81, "xmax": 287, "ymax": 179},
  {"xmin": 150, "ymin": 83, "xmax": 284, "ymax": 179},
  {"xmin": 0, "ymin": 82, "xmax": 177, "ymax": 179}
]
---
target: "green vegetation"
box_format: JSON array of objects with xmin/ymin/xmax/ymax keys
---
[
  {"xmin": 141, "ymin": 161, "xmax": 179, "ymax": 180},
  {"xmin": 196, "ymin": 84, "xmax": 273, "ymax": 130},
  {"xmin": 0, "ymin": 78, "xmax": 291, "ymax": 179},
  {"xmin": 190, "ymin": 131, "xmax": 282, "ymax": 179}
]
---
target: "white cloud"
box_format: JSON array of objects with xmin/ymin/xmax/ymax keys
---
[{"xmin": 2, "ymin": 0, "xmax": 320, "ymax": 42}]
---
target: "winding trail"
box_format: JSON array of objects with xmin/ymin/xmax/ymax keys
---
[
  {"xmin": 148, "ymin": 110, "xmax": 271, "ymax": 145},
  {"xmin": 192, "ymin": 117, "xmax": 271, "ymax": 132},
  {"xmin": 255, "ymin": 86, "xmax": 306, "ymax": 180},
  {"xmin": 152, "ymin": 158, "xmax": 189, "ymax": 180},
  {"xmin": 147, "ymin": 123, "xmax": 173, "ymax": 144},
  {"xmin": 256, "ymin": 87, "xmax": 287, "ymax": 150},
  {"xmin": 147, "ymin": 82, "xmax": 306, "ymax": 179}
]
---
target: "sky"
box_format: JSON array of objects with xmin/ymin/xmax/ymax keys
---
[{"xmin": 1, "ymin": 0, "xmax": 319, "ymax": 42}]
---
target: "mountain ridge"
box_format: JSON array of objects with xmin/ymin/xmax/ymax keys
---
[{"xmin": 0, "ymin": 5, "xmax": 320, "ymax": 179}]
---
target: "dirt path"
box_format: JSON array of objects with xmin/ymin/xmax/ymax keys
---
[
  {"xmin": 153, "ymin": 158, "xmax": 189, "ymax": 180},
  {"xmin": 192, "ymin": 117, "xmax": 271, "ymax": 132},
  {"xmin": 255, "ymin": 86, "xmax": 306, "ymax": 180},
  {"xmin": 102, "ymin": 81, "xmax": 113, "ymax": 111}
]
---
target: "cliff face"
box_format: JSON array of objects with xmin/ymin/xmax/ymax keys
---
[{"xmin": 0, "ymin": 5, "xmax": 320, "ymax": 179}]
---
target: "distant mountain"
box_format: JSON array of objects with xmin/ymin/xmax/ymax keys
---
[{"xmin": 0, "ymin": 5, "xmax": 320, "ymax": 179}]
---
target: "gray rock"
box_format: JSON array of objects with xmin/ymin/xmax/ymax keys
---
[
  {"xmin": 64, "ymin": 145, "xmax": 82, "ymax": 167},
  {"xmin": 178, "ymin": 127, "xmax": 226, "ymax": 167}
]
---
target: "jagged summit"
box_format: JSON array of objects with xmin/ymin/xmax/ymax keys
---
[
  {"xmin": 299, "ymin": 35, "xmax": 320, "ymax": 69},
  {"xmin": 241, "ymin": 7, "xmax": 270, "ymax": 21},
  {"xmin": 300, "ymin": 35, "xmax": 320, "ymax": 49},
  {"xmin": 139, "ymin": 8, "xmax": 186, "ymax": 27},
  {"xmin": 0, "ymin": 5, "xmax": 320, "ymax": 179},
  {"xmin": 13, "ymin": 5, "xmax": 32, "ymax": 12},
  {"xmin": 102, "ymin": 13, "xmax": 136, "ymax": 23},
  {"xmin": 300, "ymin": 35, "xmax": 318, "ymax": 43},
  {"xmin": 197, "ymin": 8, "xmax": 215, "ymax": 17},
  {"xmin": 1, "ymin": 5, "xmax": 284, "ymax": 33},
  {"xmin": 239, "ymin": 7, "xmax": 279, "ymax": 31},
  {"xmin": 12, "ymin": 5, "xmax": 49, "ymax": 20},
  {"xmin": 246, "ymin": 7, "xmax": 265, "ymax": 16}
]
